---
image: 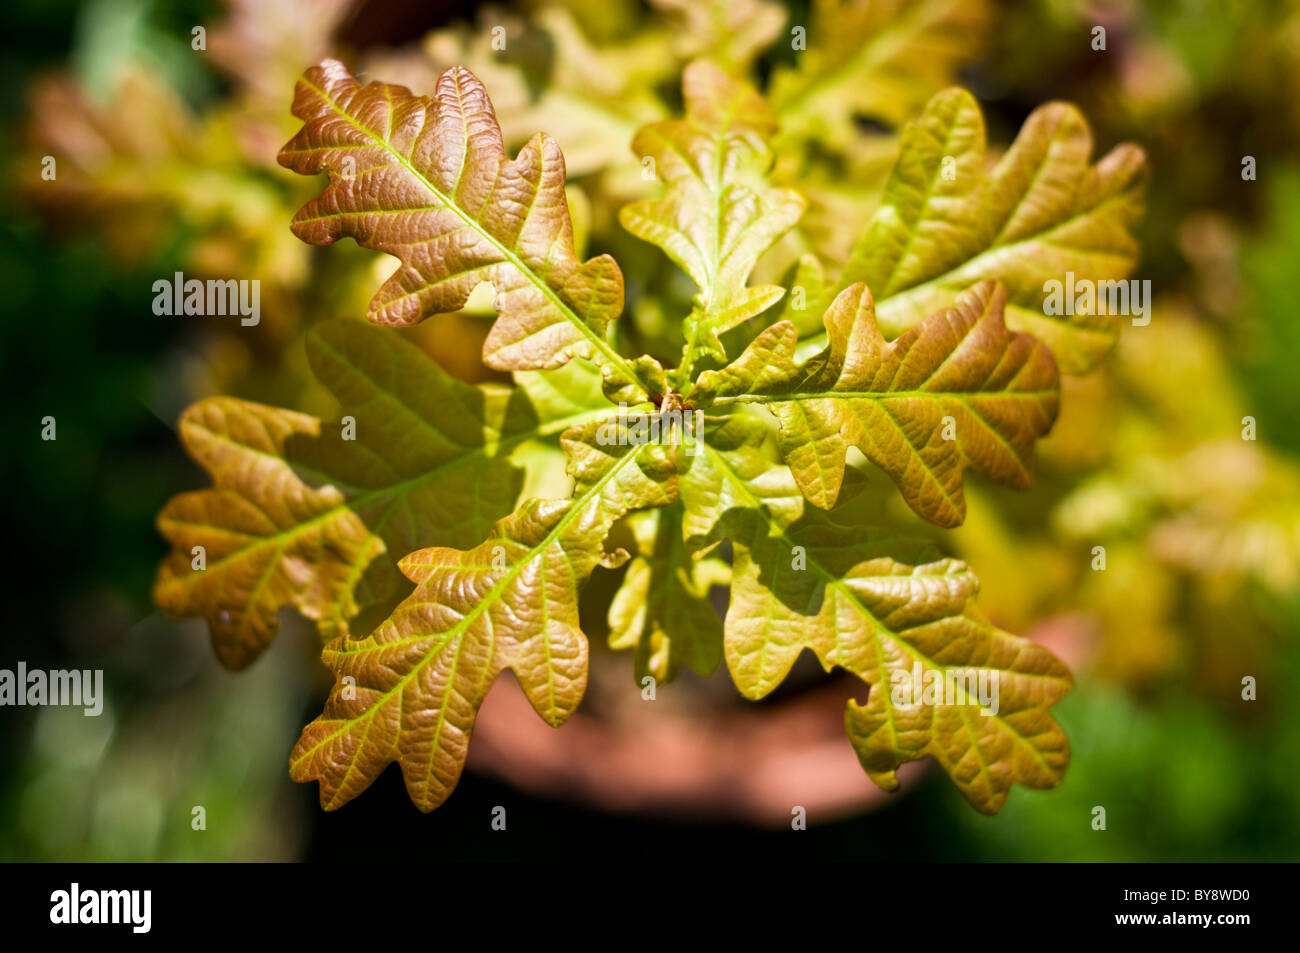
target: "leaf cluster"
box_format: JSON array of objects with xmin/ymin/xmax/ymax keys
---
[{"xmin": 156, "ymin": 34, "xmax": 1146, "ymax": 814}]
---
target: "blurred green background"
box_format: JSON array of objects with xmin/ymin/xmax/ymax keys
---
[{"xmin": 2, "ymin": 0, "xmax": 1298, "ymax": 861}]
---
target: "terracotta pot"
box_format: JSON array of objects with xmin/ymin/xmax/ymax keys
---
[{"xmin": 468, "ymin": 613, "xmax": 1094, "ymax": 826}]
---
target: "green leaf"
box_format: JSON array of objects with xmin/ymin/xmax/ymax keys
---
[
  {"xmin": 607, "ymin": 505, "xmax": 727, "ymax": 683},
  {"xmin": 678, "ymin": 413, "xmax": 804, "ymax": 553},
  {"xmin": 694, "ymin": 280, "xmax": 1059, "ymax": 527},
  {"xmin": 154, "ymin": 319, "xmax": 609, "ymax": 668},
  {"xmin": 619, "ymin": 59, "xmax": 806, "ymax": 378},
  {"xmin": 290, "ymin": 420, "xmax": 678, "ymax": 811},
  {"xmin": 278, "ymin": 59, "xmax": 652, "ymax": 399},
  {"xmin": 680, "ymin": 415, "xmax": 1072, "ymax": 814},
  {"xmin": 830, "ymin": 87, "xmax": 1148, "ymax": 373}
]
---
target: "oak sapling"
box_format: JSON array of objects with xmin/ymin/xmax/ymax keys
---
[{"xmin": 155, "ymin": 55, "xmax": 1147, "ymax": 815}]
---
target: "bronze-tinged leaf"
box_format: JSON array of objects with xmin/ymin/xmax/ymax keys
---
[
  {"xmin": 694, "ymin": 280, "xmax": 1059, "ymax": 527},
  {"xmin": 154, "ymin": 399, "xmax": 377, "ymax": 670},
  {"xmin": 619, "ymin": 59, "xmax": 805, "ymax": 375},
  {"xmin": 291, "ymin": 420, "xmax": 678, "ymax": 811},
  {"xmin": 831, "ymin": 87, "xmax": 1147, "ymax": 373},
  {"xmin": 840, "ymin": 603, "xmax": 1072, "ymax": 815},
  {"xmin": 680, "ymin": 415, "xmax": 1072, "ymax": 814},
  {"xmin": 154, "ymin": 319, "xmax": 610, "ymax": 669},
  {"xmin": 277, "ymin": 59, "xmax": 648, "ymax": 396}
]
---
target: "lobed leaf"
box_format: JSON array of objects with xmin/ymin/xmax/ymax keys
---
[
  {"xmin": 278, "ymin": 59, "xmax": 652, "ymax": 398},
  {"xmin": 154, "ymin": 399, "xmax": 376, "ymax": 670},
  {"xmin": 619, "ymin": 60, "xmax": 805, "ymax": 377},
  {"xmin": 155, "ymin": 319, "xmax": 609, "ymax": 668},
  {"xmin": 680, "ymin": 415, "xmax": 1072, "ymax": 814},
  {"xmin": 830, "ymin": 87, "xmax": 1147, "ymax": 373},
  {"xmin": 694, "ymin": 281, "xmax": 1059, "ymax": 527},
  {"xmin": 291, "ymin": 420, "xmax": 678, "ymax": 811}
]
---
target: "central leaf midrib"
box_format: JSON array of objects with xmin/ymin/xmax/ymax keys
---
[
  {"xmin": 294, "ymin": 441, "xmax": 646, "ymax": 765},
  {"xmin": 801, "ymin": 190, "xmax": 1138, "ymax": 348},
  {"xmin": 710, "ymin": 388, "xmax": 1056, "ymax": 405},
  {"xmin": 701, "ymin": 443, "xmax": 1009, "ymax": 723},
  {"xmin": 164, "ymin": 405, "xmax": 607, "ymax": 583},
  {"xmin": 303, "ymin": 76, "xmax": 639, "ymax": 388}
]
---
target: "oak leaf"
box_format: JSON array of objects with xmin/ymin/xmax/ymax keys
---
[
  {"xmin": 693, "ymin": 280, "xmax": 1060, "ymax": 527},
  {"xmin": 832, "ymin": 87, "xmax": 1147, "ymax": 373},
  {"xmin": 291, "ymin": 420, "xmax": 678, "ymax": 810},
  {"xmin": 619, "ymin": 60, "xmax": 805, "ymax": 376},
  {"xmin": 278, "ymin": 59, "xmax": 652, "ymax": 397},
  {"xmin": 679, "ymin": 415, "xmax": 1072, "ymax": 813},
  {"xmin": 154, "ymin": 319, "xmax": 609, "ymax": 668}
]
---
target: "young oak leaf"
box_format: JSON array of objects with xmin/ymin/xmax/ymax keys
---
[
  {"xmin": 692, "ymin": 280, "xmax": 1059, "ymax": 527},
  {"xmin": 291, "ymin": 420, "xmax": 678, "ymax": 811},
  {"xmin": 277, "ymin": 59, "xmax": 653, "ymax": 399},
  {"xmin": 619, "ymin": 60, "xmax": 806, "ymax": 376},
  {"xmin": 607, "ymin": 505, "xmax": 728, "ymax": 684},
  {"xmin": 745, "ymin": 522, "xmax": 1073, "ymax": 815},
  {"xmin": 679, "ymin": 416, "xmax": 1072, "ymax": 814},
  {"xmin": 830, "ymin": 86, "xmax": 1147, "ymax": 374},
  {"xmin": 155, "ymin": 399, "xmax": 377, "ymax": 670},
  {"xmin": 155, "ymin": 319, "xmax": 610, "ymax": 669}
]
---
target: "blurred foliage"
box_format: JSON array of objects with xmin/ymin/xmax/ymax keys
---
[
  {"xmin": 2, "ymin": 0, "xmax": 1298, "ymax": 859},
  {"xmin": 944, "ymin": 636, "xmax": 1300, "ymax": 862}
]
